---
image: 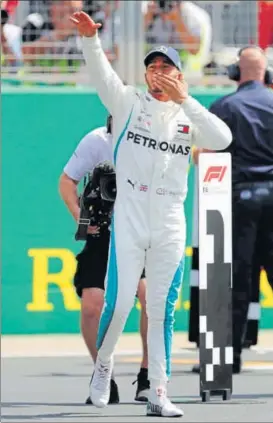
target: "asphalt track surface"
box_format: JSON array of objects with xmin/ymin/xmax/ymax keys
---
[{"xmin": 2, "ymin": 347, "xmax": 273, "ymax": 423}]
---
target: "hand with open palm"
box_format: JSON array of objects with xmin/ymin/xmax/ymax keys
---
[{"xmin": 70, "ymin": 11, "xmax": 102, "ymax": 37}]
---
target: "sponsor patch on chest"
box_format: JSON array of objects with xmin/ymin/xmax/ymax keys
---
[
  {"xmin": 177, "ymin": 123, "xmax": 190, "ymax": 134},
  {"xmin": 127, "ymin": 131, "xmax": 190, "ymax": 156}
]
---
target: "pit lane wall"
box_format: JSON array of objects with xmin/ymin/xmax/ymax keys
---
[{"xmin": 2, "ymin": 87, "xmax": 273, "ymax": 335}]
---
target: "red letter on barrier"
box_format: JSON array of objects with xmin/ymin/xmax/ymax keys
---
[{"xmin": 203, "ymin": 166, "xmax": 227, "ymax": 183}]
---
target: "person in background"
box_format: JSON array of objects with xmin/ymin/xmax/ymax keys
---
[
  {"xmin": 143, "ymin": 0, "xmax": 212, "ymax": 76},
  {"xmin": 59, "ymin": 116, "xmax": 150, "ymax": 404},
  {"xmin": 1, "ymin": 1, "xmax": 23, "ymax": 69},
  {"xmin": 21, "ymin": 0, "xmax": 83, "ymax": 70},
  {"xmin": 1, "ymin": 1, "xmax": 19, "ymax": 18},
  {"xmin": 70, "ymin": 10, "xmax": 231, "ymax": 417},
  {"xmin": 193, "ymin": 46, "xmax": 273, "ymax": 373},
  {"xmin": 84, "ymin": 0, "xmax": 119, "ymax": 62}
]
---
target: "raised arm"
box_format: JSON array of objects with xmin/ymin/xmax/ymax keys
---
[{"xmin": 70, "ymin": 11, "xmax": 134, "ymax": 115}]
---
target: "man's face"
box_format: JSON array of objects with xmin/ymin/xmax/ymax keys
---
[
  {"xmin": 51, "ymin": 1, "xmax": 83, "ymax": 29},
  {"xmin": 145, "ymin": 55, "xmax": 181, "ymax": 101}
]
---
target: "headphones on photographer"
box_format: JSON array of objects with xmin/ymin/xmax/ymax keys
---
[{"xmin": 227, "ymin": 45, "xmax": 273, "ymax": 85}]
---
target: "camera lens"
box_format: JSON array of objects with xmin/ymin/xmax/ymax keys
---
[{"xmin": 100, "ymin": 176, "xmax": 117, "ymax": 202}]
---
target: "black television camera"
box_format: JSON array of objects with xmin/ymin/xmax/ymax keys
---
[{"xmin": 75, "ymin": 161, "xmax": 117, "ymax": 241}]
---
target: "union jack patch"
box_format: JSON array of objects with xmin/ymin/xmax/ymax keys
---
[{"xmin": 139, "ymin": 184, "xmax": 148, "ymax": 192}]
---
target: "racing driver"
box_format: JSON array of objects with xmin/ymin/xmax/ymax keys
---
[{"xmin": 70, "ymin": 10, "xmax": 232, "ymax": 418}]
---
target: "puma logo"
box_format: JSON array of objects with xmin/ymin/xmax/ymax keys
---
[
  {"xmin": 147, "ymin": 401, "xmax": 162, "ymax": 415},
  {"xmin": 127, "ymin": 179, "xmax": 136, "ymax": 189}
]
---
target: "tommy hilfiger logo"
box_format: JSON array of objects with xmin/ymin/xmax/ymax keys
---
[{"xmin": 178, "ymin": 124, "xmax": 190, "ymax": 134}]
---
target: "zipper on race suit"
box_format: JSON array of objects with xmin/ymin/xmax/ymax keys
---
[{"xmin": 148, "ymin": 110, "xmax": 166, "ymax": 245}]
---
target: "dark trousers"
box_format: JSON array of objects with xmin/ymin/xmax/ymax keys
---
[{"xmin": 232, "ymin": 181, "xmax": 273, "ymax": 358}]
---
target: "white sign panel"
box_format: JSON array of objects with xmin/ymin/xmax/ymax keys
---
[{"xmin": 198, "ymin": 153, "xmax": 232, "ymax": 290}]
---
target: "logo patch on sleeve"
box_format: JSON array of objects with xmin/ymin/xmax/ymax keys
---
[{"xmin": 178, "ymin": 124, "xmax": 190, "ymax": 134}]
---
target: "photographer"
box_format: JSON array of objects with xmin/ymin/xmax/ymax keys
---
[
  {"xmin": 193, "ymin": 46, "xmax": 273, "ymax": 373},
  {"xmin": 59, "ymin": 116, "xmax": 149, "ymax": 404},
  {"xmin": 143, "ymin": 1, "xmax": 212, "ymax": 75},
  {"xmin": 1, "ymin": 2, "xmax": 22, "ymax": 68},
  {"xmin": 83, "ymin": 1, "xmax": 119, "ymax": 62},
  {"xmin": 21, "ymin": 1, "xmax": 83, "ymax": 69}
]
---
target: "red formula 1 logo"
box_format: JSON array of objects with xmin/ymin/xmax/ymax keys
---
[{"xmin": 203, "ymin": 166, "xmax": 227, "ymax": 183}]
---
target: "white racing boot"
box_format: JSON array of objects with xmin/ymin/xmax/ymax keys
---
[
  {"xmin": 147, "ymin": 387, "xmax": 184, "ymax": 418},
  {"xmin": 90, "ymin": 356, "xmax": 113, "ymax": 408}
]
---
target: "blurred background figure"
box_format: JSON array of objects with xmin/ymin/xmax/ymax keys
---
[
  {"xmin": 1, "ymin": 0, "xmax": 22, "ymax": 69},
  {"xmin": 21, "ymin": 1, "xmax": 83, "ymax": 72},
  {"xmin": 1, "ymin": 0, "xmax": 119, "ymax": 76},
  {"xmin": 192, "ymin": 45, "xmax": 273, "ymax": 373},
  {"xmin": 84, "ymin": 1, "xmax": 120, "ymax": 61},
  {"xmin": 143, "ymin": 0, "xmax": 212, "ymax": 77},
  {"xmin": 258, "ymin": 0, "xmax": 273, "ymax": 50},
  {"xmin": 2, "ymin": 0, "xmax": 272, "ymax": 84}
]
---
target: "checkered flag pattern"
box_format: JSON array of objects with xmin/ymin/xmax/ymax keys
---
[
  {"xmin": 200, "ymin": 316, "xmax": 233, "ymax": 382},
  {"xmin": 189, "ymin": 167, "xmax": 260, "ymax": 348},
  {"xmin": 198, "ymin": 209, "xmax": 233, "ymax": 395},
  {"xmin": 198, "ymin": 153, "xmax": 233, "ymax": 401}
]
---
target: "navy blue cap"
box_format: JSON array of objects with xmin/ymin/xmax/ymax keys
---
[{"xmin": 144, "ymin": 45, "xmax": 182, "ymax": 71}]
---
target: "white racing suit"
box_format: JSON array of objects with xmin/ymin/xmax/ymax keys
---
[{"xmin": 82, "ymin": 34, "xmax": 232, "ymax": 388}]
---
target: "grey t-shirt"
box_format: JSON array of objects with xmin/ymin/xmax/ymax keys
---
[{"xmin": 64, "ymin": 126, "xmax": 113, "ymax": 182}]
